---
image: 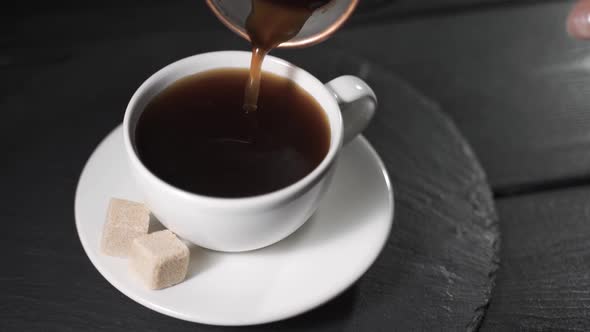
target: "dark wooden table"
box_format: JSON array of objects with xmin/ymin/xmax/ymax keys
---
[{"xmin": 5, "ymin": 0, "xmax": 590, "ymax": 330}]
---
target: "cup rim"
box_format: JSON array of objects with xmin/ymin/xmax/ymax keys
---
[{"xmin": 123, "ymin": 51, "xmax": 343, "ymax": 208}]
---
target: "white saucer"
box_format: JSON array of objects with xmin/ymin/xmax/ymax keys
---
[{"xmin": 75, "ymin": 125, "xmax": 394, "ymax": 326}]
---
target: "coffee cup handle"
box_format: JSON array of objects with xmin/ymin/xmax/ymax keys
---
[{"xmin": 325, "ymin": 76, "xmax": 377, "ymax": 144}]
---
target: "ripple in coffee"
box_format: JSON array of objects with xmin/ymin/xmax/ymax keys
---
[{"xmin": 135, "ymin": 68, "xmax": 331, "ymax": 198}]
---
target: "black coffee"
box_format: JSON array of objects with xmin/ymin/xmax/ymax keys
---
[{"xmin": 135, "ymin": 68, "xmax": 331, "ymax": 198}]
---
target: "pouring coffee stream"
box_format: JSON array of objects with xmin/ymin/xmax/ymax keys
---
[
  {"xmin": 205, "ymin": 0, "xmax": 357, "ymax": 144},
  {"xmin": 242, "ymin": 0, "xmax": 332, "ymax": 114}
]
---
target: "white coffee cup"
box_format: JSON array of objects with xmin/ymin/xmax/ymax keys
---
[{"xmin": 123, "ymin": 51, "xmax": 376, "ymax": 252}]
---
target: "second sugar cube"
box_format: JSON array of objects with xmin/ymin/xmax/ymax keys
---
[{"xmin": 129, "ymin": 230, "xmax": 189, "ymax": 290}]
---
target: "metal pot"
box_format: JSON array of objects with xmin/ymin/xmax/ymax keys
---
[{"xmin": 205, "ymin": 0, "xmax": 358, "ymax": 48}]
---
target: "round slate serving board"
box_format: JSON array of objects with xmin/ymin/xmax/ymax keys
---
[
  {"xmin": 3, "ymin": 28, "xmax": 499, "ymax": 331},
  {"xmin": 275, "ymin": 45, "xmax": 500, "ymax": 331}
]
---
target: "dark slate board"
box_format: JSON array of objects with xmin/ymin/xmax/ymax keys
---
[
  {"xmin": 326, "ymin": 1, "xmax": 590, "ymax": 194},
  {"xmin": 279, "ymin": 45, "xmax": 501, "ymax": 331},
  {"xmin": 1, "ymin": 21, "xmax": 499, "ymax": 330},
  {"xmin": 481, "ymin": 188, "xmax": 590, "ymax": 331}
]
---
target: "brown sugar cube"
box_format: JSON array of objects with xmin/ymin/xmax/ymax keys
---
[
  {"xmin": 101, "ymin": 198, "xmax": 150, "ymax": 257},
  {"xmin": 129, "ymin": 230, "xmax": 189, "ymax": 290}
]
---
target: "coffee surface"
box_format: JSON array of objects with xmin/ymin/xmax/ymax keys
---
[{"xmin": 135, "ymin": 68, "xmax": 330, "ymax": 198}]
